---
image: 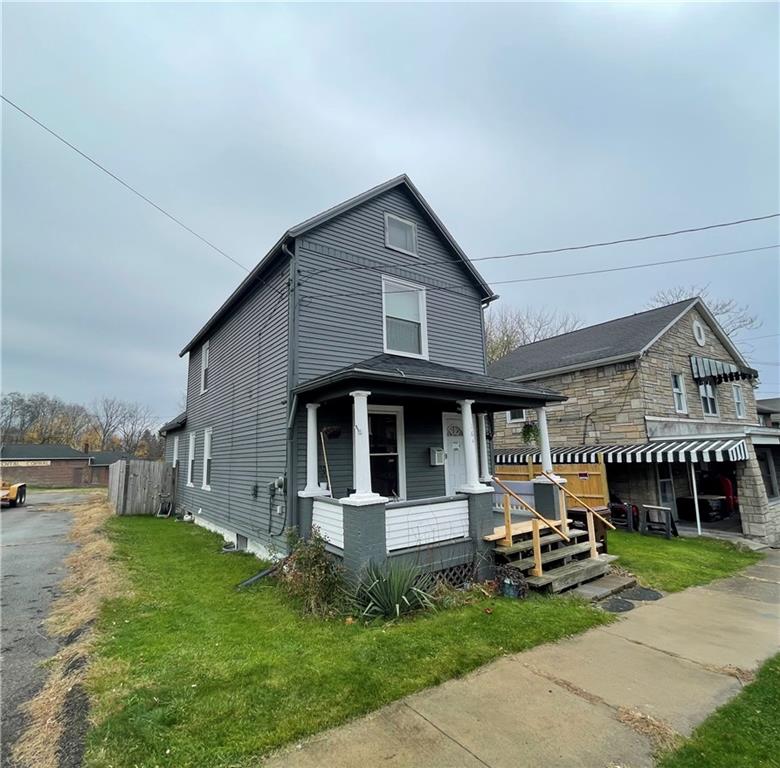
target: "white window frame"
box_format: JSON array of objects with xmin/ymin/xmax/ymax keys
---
[
  {"xmin": 699, "ymin": 382, "xmax": 719, "ymax": 417},
  {"xmin": 187, "ymin": 432, "xmax": 196, "ymax": 487},
  {"xmin": 671, "ymin": 373, "xmax": 688, "ymax": 414},
  {"xmin": 384, "ymin": 212, "xmax": 418, "ymax": 257},
  {"xmin": 381, "ymin": 275, "xmax": 429, "ymax": 360},
  {"xmin": 506, "ymin": 409, "xmax": 528, "ymax": 424},
  {"xmin": 732, "ymin": 383, "xmax": 746, "ymax": 419},
  {"xmin": 692, "ymin": 319, "xmax": 706, "ymax": 347},
  {"xmin": 367, "ymin": 405, "xmax": 407, "ymax": 500},
  {"xmin": 172, "ymin": 435, "xmax": 179, "ymax": 467},
  {"xmin": 201, "ymin": 427, "xmax": 212, "ymax": 491},
  {"xmin": 200, "ymin": 340, "xmax": 210, "ymax": 394}
]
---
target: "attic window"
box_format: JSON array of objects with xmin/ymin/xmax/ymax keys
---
[
  {"xmin": 384, "ymin": 213, "xmax": 417, "ymax": 256},
  {"xmin": 693, "ymin": 319, "xmax": 706, "ymax": 347}
]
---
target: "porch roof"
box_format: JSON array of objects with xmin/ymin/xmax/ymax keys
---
[
  {"xmin": 293, "ymin": 354, "xmax": 565, "ymax": 409},
  {"xmin": 496, "ymin": 437, "xmax": 749, "ymax": 465}
]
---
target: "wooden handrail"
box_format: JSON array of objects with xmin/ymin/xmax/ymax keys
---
[
  {"xmin": 541, "ymin": 471, "xmax": 616, "ymax": 530},
  {"xmin": 493, "ymin": 477, "xmax": 570, "ymax": 542}
]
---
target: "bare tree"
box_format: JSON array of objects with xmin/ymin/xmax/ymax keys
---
[
  {"xmin": 485, "ymin": 305, "xmax": 582, "ymax": 364},
  {"xmin": 89, "ymin": 397, "xmax": 127, "ymax": 450},
  {"xmin": 647, "ymin": 285, "xmax": 761, "ymax": 337},
  {"xmin": 118, "ymin": 402, "xmax": 157, "ymax": 454}
]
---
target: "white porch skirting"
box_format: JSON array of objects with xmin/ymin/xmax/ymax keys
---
[
  {"xmin": 312, "ymin": 498, "xmax": 345, "ymax": 549},
  {"xmin": 385, "ymin": 498, "xmax": 469, "ymax": 552}
]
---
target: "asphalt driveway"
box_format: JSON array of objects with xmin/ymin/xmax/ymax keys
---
[{"xmin": 0, "ymin": 489, "xmax": 97, "ymax": 768}]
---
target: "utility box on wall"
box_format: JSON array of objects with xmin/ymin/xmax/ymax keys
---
[{"xmin": 429, "ymin": 447, "xmax": 445, "ymax": 466}]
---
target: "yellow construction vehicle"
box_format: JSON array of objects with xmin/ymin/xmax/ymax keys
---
[{"xmin": 1, "ymin": 481, "xmax": 27, "ymax": 507}]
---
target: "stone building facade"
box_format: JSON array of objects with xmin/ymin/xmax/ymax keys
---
[{"xmin": 491, "ymin": 300, "xmax": 779, "ymax": 545}]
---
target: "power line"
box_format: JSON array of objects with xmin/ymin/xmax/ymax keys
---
[
  {"xmin": 299, "ymin": 244, "xmax": 779, "ymax": 302},
  {"xmin": 741, "ymin": 333, "xmax": 780, "ymax": 341},
  {"xmin": 1, "ymin": 94, "xmax": 250, "ymax": 273}
]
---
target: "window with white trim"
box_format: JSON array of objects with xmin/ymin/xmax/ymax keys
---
[
  {"xmin": 202, "ymin": 428, "xmax": 212, "ymax": 490},
  {"xmin": 382, "ymin": 276, "xmax": 428, "ymax": 358},
  {"xmin": 187, "ymin": 433, "xmax": 196, "ymax": 486},
  {"xmin": 172, "ymin": 435, "xmax": 179, "ymax": 467},
  {"xmin": 732, "ymin": 384, "xmax": 746, "ymax": 419},
  {"xmin": 506, "ymin": 409, "xmax": 527, "ymax": 423},
  {"xmin": 200, "ymin": 340, "xmax": 210, "ymax": 393},
  {"xmin": 384, "ymin": 213, "xmax": 417, "ymax": 256},
  {"xmin": 671, "ymin": 373, "xmax": 687, "ymax": 414},
  {"xmin": 699, "ymin": 383, "xmax": 718, "ymax": 416}
]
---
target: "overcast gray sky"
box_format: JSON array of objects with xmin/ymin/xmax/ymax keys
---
[{"xmin": 2, "ymin": 2, "xmax": 778, "ymax": 421}]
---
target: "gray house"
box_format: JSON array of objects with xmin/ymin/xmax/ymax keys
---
[{"xmin": 161, "ymin": 175, "xmax": 563, "ymax": 573}]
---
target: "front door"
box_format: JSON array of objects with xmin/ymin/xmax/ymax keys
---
[{"xmin": 443, "ymin": 413, "xmax": 467, "ymax": 495}]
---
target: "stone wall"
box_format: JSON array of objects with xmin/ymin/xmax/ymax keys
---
[
  {"xmin": 736, "ymin": 444, "xmax": 779, "ymax": 545},
  {"xmin": 492, "ymin": 361, "xmax": 646, "ymax": 450},
  {"xmin": 640, "ymin": 306, "xmax": 759, "ymax": 425}
]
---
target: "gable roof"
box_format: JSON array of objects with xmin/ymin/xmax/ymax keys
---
[
  {"xmin": 488, "ymin": 298, "xmax": 752, "ymax": 382},
  {"xmin": 179, "ymin": 174, "xmax": 495, "ymax": 356},
  {"xmin": 1, "ymin": 443, "xmax": 87, "ymax": 460}
]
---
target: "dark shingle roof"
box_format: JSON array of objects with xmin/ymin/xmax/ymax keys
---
[
  {"xmin": 89, "ymin": 451, "xmax": 133, "ymax": 466},
  {"xmin": 159, "ymin": 412, "xmax": 187, "ymax": 436},
  {"xmin": 488, "ymin": 299, "xmax": 699, "ymax": 381},
  {"xmin": 294, "ymin": 353, "xmax": 564, "ymax": 405},
  {"xmin": 757, "ymin": 398, "xmax": 780, "ymax": 414},
  {"xmin": 0, "ymin": 443, "xmax": 87, "ymax": 460}
]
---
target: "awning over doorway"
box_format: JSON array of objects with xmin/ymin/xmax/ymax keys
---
[{"xmin": 495, "ymin": 438, "xmax": 749, "ymax": 465}]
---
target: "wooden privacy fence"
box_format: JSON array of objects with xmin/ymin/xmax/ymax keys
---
[
  {"xmin": 108, "ymin": 459, "xmax": 172, "ymax": 515},
  {"xmin": 495, "ymin": 458, "xmax": 609, "ymax": 510}
]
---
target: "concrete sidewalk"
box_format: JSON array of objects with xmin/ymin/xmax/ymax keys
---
[{"xmin": 263, "ymin": 551, "xmax": 780, "ymax": 768}]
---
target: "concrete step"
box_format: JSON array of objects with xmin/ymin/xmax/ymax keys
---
[
  {"xmin": 494, "ymin": 528, "xmax": 589, "ymax": 556},
  {"xmin": 526, "ymin": 556, "xmax": 612, "ymax": 593},
  {"xmin": 569, "ymin": 574, "xmax": 637, "ymax": 602}
]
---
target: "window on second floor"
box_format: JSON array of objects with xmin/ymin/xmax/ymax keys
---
[
  {"xmin": 733, "ymin": 384, "xmax": 746, "ymax": 419},
  {"xmin": 699, "ymin": 382, "xmax": 718, "ymax": 416},
  {"xmin": 187, "ymin": 433, "xmax": 196, "ymax": 486},
  {"xmin": 507, "ymin": 409, "xmax": 528, "ymax": 423},
  {"xmin": 200, "ymin": 340, "xmax": 210, "ymax": 393},
  {"xmin": 382, "ymin": 276, "xmax": 428, "ymax": 359},
  {"xmin": 671, "ymin": 373, "xmax": 687, "ymax": 414},
  {"xmin": 385, "ymin": 213, "xmax": 417, "ymax": 256}
]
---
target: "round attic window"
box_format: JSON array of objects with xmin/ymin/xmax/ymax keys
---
[{"xmin": 693, "ymin": 319, "xmax": 706, "ymax": 347}]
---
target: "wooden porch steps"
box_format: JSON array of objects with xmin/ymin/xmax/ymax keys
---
[
  {"xmin": 484, "ymin": 518, "xmax": 571, "ymax": 542},
  {"xmin": 494, "ymin": 528, "xmax": 589, "ymax": 556},
  {"xmin": 526, "ymin": 555, "xmax": 615, "ymax": 593}
]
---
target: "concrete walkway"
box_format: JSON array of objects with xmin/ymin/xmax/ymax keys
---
[{"xmin": 264, "ymin": 551, "xmax": 780, "ymax": 768}]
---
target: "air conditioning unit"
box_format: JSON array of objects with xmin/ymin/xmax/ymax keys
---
[{"xmin": 429, "ymin": 447, "xmax": 445, "ymax": 466}]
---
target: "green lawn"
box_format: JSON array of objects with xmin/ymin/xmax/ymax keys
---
[
  {"xmin": 659, "ymin": 653, "xmax": 780, "ymax": 768},
  {"xmin": 86, "ymin": 517, "xmax": 612, "ymax": 768},
  {"xmin": 608, "ymin": 530, "xmax": 763, "ymax": 592}
]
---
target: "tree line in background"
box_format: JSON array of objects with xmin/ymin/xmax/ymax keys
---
[{"xmin": 0, "ymin": 393, "xmax": 164, "ymax": 459}]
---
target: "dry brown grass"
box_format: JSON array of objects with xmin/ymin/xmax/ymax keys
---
[
  {"xmin": 11, "ymin": 496, "xmax": 124, "ymax": 768},
  {"xmin": 617, "ymin": 706, "xmax": 683, "ymax": 755}
]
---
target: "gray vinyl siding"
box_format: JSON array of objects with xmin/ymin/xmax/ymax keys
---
[
  {"xmin": 172, "ymin": 259, "xmax": 291, "ymax": 551},
  {"xmin": 294, "ymin": 397, "xmax": 448, "ymax": 502},
  {"xmin": 294, "ymin": 186, "xmax": 486, "ymax": 386}
]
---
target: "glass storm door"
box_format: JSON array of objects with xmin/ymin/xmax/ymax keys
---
[
  {"xmin": 443, "ymin": 413, "xmax": 467, "ymax": 495},
  {"xmin": 369, "ymin": 411, "xmax": 401, "ymax": 499}
]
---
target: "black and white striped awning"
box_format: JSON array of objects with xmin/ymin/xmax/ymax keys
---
[
  {"xmin": 495, "ymin": 438, "xmax": 749, "ymax": 465},
  {"xmin": 690, "ymin": 355, "xmax": 758, "ymax": 384}
]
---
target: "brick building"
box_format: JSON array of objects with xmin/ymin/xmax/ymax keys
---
[
  {"xmin": 489, "ymin": 298, "xmax": 780, "ymax": 545},
  {"xmin": 0, "ymin": 444, "xmax": 90, "ymax": 487}
]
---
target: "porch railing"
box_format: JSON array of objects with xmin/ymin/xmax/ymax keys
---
[
  {"xmin": 385, "ymin": 497, "xmax": 469, "ymax": 552},
  {"xmin": 312, "ymin": 497, "xmax": 344, "ymax": 549}
]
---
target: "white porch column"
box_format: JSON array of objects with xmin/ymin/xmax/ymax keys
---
[
  {"xmin": 458, "ymin": 399, "xmax": 489, "ymax": 493},
  {"xmin": 536, "ymin": 406, "xmax": 553, "ymax": 475},
  {"xmin": 477, "ymin": 413, "xmax": 492, "ymax": 482},
  {"xmin": 298, "ymin": 403, "xmax": 324, "ymax": 497},
  {"xmin": 342, "ymin": 390, "xmax": 387, "ymax": 506}
]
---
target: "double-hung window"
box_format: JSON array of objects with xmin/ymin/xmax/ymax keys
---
[
  {"xmin": 384, "ymin": 213, "xmax": 417, "ymax": 256},
  {"xmin": 202, "ymin": 428, "xmax": 213, "ymax": 490},
  {"xmin": 733, "ymin": 384, "xmax": 746, "ymax": 419},
  {"xmin": 699, "ymin": 383, "xmax": 718, "ymax": 416},
  {"xmin": 200, "ymin": 340, "xmax": 210, "ymax": 393},
  {"xmin": 671, "ymin": 373, "xmax": 687, "ymax": 414},
  {"xmin": 187, "ymin": 433, "xmax": 196, "ymax": 486},
  {"xmin": 382, "ymin": 276, "xmax": 428, "ymax": 358},
  {"xmin": 507, "ymin": 409, "xmax": 527, "ymax": 423}
]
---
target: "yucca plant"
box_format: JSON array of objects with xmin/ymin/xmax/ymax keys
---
[{"xmin": 350, "ymin": 560, "xmax": 436, "ymax": 619}]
